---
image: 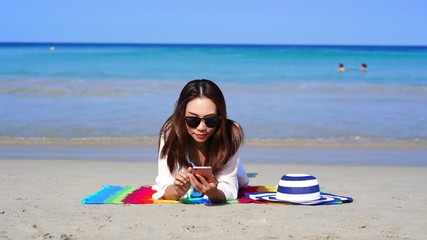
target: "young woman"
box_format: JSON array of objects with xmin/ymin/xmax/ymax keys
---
[{"xmin": 152, "ymin": 79, "xmax": 249, "ymax": 203}]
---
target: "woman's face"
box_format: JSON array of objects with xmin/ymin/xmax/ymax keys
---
[{"xmin": 185, "ymin": 97, "xmax": 218, "ymax": 144}]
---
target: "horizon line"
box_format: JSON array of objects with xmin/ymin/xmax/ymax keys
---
[{"xmin": 1, "ymin": 41, "xmax": 426, "ymax": 48}]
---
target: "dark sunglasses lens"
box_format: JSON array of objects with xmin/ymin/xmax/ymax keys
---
[
  {"xmin": 185, "ymin": 117, "xmax": 201, "ymax": 128},
  {"xmin": 204, "ymin": 117, "xmax": 219, "ymax": 128}
]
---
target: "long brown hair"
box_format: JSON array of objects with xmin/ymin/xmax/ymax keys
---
[{"xmin": 159, "ymin": 79, "xmax": 244, "ymax": 174}]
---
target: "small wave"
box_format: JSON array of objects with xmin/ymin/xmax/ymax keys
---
[
  {"xmin": 220, "ymin": 81, "xmax": 427, "ymax": 96},
  {"xmin": 244, "ymin": 137, "xmax": 427, "ymax": 148},
  {"xmin": 0, "ymin": 78, "xmax": 186, "ymax": 96},
  {"xmin": 0, "ymin": 87, "xmax": 136, "ymax": 96},
  {"xmin": 0, "ymin": 137, "xmax": 159, "ymax": 146},
  {"xmin": 5, "ymin": 87, "xmax": 70, "ymax": 95},
  {"xmin": 2, "ymin": 78, "xmax": 427, "ymax": 98}
]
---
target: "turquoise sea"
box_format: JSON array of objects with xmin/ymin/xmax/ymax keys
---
[{"xmin": 1, "ymin": 43, "xmax": 427, "ymax": 145}]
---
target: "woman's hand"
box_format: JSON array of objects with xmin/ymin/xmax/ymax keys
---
[
  {"xmin": 163, "ymin": 170, "xmax": 192, "ymax": 200},
  {"xmin": 188, "ymin": 167, "xmax": 225, "ymax": 203},
  {"xmin": 172, "ymin": 170, "xmax": 192, "ymax": 196}
]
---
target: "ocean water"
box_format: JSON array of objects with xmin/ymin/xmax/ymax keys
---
[{"xmin": 1, "ymin": 43, "xmax": 427, "ymax": 145}]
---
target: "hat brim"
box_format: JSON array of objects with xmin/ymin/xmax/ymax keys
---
[
  {"xmin": 246, "ymin": 192, "xmax": 341, "ymax": 205},
  {"xmin": 321, "ymin": 192, "xmax": 353, "ymax": 203}
]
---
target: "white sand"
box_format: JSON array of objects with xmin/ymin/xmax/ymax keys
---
[{"xmin": 1, "ymin": 159, "xmax": 427, "ymax": 240}]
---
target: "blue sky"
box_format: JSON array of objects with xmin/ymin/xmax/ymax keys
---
[{"xmin": 1, "ymin": 0, "xmax": 426, "ymax": 46}]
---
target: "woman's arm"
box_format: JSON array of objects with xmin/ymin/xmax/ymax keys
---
[
  {"xmin": 215, "ymin": 150, "xmax": 240, "ymax": 200},
  {"xmin": 152, "ymin": 136, "xmax": 193, "ymax": 200},
  {"xmin": 152, "ymin": 137, "xmax": 177, "ymax": 199}
]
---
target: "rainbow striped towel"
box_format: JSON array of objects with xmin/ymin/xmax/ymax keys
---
[{"xmin": 82, "ymin": 185, "xmax": 352, "ymax": 205}]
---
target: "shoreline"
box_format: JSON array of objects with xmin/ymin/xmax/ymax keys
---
[
  {"xmin": 1, "ymin": 136, "xmax": 426, "ymax": 149},
  {"xmin": 1, "ymin": 137, "xmax": 426, "ymax": 167}
]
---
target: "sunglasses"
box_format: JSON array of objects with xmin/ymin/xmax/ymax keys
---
[{"xmin": 185, "ymin": 116, "xmax": 220, "ymax": 128}]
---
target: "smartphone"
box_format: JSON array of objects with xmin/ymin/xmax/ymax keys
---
[{"xmin": 192, "ymin": 166, "xmax": 212, "ymax": 182}]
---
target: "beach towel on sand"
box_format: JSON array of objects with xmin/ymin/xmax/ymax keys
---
[{"xmin": 82, "ymin": 185, "xmax": 353, "ymax": 205}]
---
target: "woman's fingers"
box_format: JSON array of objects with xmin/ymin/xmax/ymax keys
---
[
  {"xmin": 174, "ymin": 172, "xmax": 190, "ymax": 186},
  {"xmin": 190, "ymin": 173, "xmax": 218, "ymax": 194}
]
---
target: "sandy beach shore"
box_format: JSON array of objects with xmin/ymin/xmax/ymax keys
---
[{"xmin": 1, "ymin": 147, "xmax": 427, "ymax": 240}]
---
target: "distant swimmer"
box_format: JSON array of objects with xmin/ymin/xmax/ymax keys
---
[
  {"xmin": 360, "ymin": 63, "xmax": 367, "ymax": 72},
  {"xmin": 338, "ymin": 63, "xmax": 345, "ymax": 72},
  {"xmin": 50, "ymin": 46, "xmax": 55, "ymax": 51}
]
